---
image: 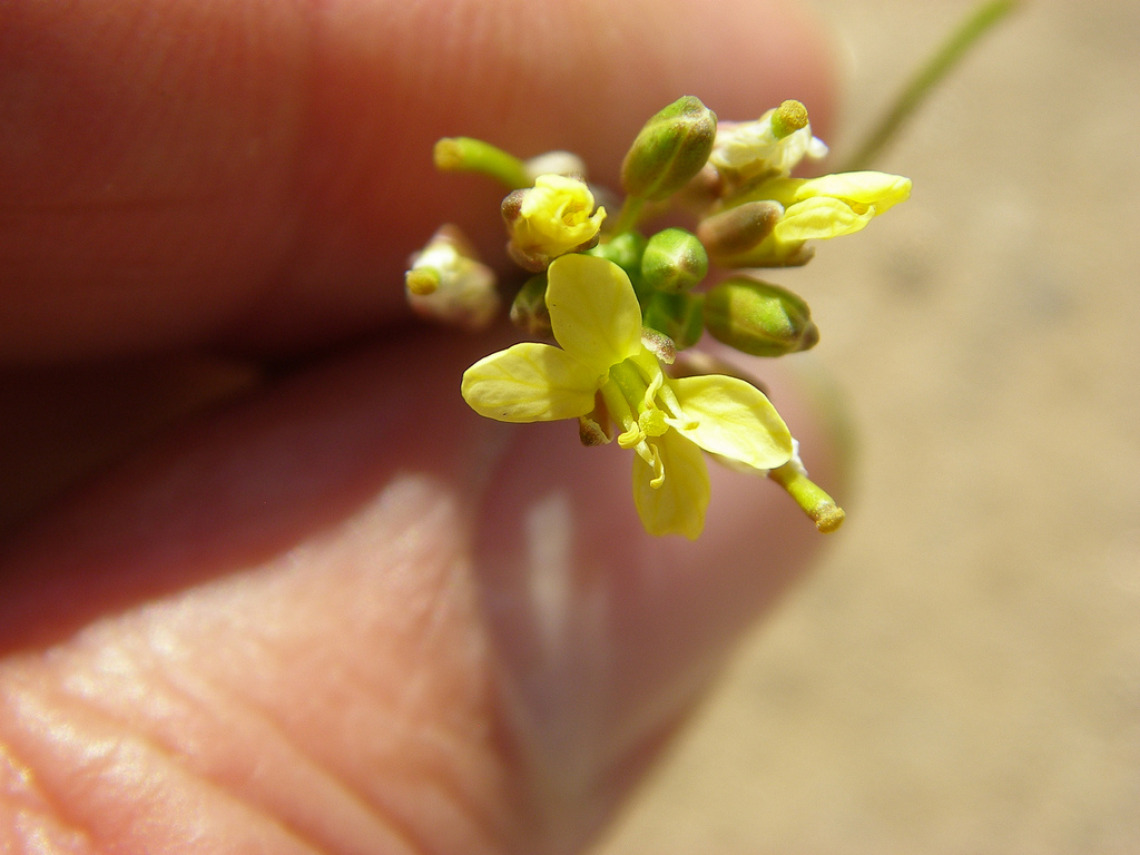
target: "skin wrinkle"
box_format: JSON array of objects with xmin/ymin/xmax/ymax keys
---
[
  {"xmin": 273, "ymin": 534, "xmax": 513, "ymax": 855},
  {"xmin": 0, "ymin": 674, "xmax": 328, "ymax": 854},
  {"xmin": 0, "ymin": 401, "xmax": 524, "ymax": 852},
  {"xmin": 6, "ymin": 418, "xmax": 525, "ymax": 853},
  {"xmin": 51, "ymin": 635, "xmax": 420, "ymax": 855},
  {"xmin": 322, "ymin": 518, "xmax": 519, "ymax": 855},
  {"xmin": 0, "ymin": 541, "xmax": 499, "ymax": 855},
  {"xmin": 0, "ymin": 736, "xmax": 95, "ymax": 853},
  {"xmin": 116, "ymin": 494, "xmax": 506, "ymax": 853}
]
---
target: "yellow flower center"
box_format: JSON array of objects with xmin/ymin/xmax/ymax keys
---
[
  {"xmin": 602, "ymin": 355, "xmax": 697, "ymax": 488},
  {"xmin": 516, "ymin": 175, "xmax": 606, "ymax": 257}
]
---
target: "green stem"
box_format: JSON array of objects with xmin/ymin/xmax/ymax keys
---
[
  {"xmin": 609, "ymin": 195, "xmax": 647, "ymax": 237},
  {"xmin": 839, "ymin": 0, "xmax": 1020, "ymax": 172}
]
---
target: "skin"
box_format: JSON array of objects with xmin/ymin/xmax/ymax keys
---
[{"xmin": 0, "ymin": 1, "xmax": 839, "ymax": 852}]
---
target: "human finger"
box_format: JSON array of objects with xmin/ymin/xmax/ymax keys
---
[{"xmin": 0, "ymin": 0, "xmax": 834, "ymax": 359}]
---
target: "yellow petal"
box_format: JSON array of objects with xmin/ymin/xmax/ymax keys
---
[
  {"xmin": 514, "ymin": 174, "xmax": 606, "ymax": 258},
  {"xmin": 461, "ymin": 342, "xmax": 600, "ymax": 422},
  {"xmin": 670, "ymin": 375, "xmax": 793, "ymax": 470},
  {"xmin": 631, "ymin": 430, "xmax": 710, "ymax": 539},
  {"xmin": 774, "ymin": 196, "xmax": 873, "ymax": 241},
  {"xmin": 546, "ymin": 254, "xmax": 643, "ymax": 370},
  {"xmin": 794, "ymin": 171, "xmax": 911, "ymax": 214}
]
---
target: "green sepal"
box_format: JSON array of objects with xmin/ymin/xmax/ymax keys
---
[{"xmin": 509, "ymin": 273, "xmax": 552, "ymax": 338}]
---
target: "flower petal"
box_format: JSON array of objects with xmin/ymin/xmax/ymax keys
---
[
  {"xmin": 793, "ymin": 171, "xmax": 911, "ymax": 214},
  {"xmin": 632, "ymin": 430, "xmax": 710, "ymax": 539},
  {"xmin": 546, "ymin": 254, "xmax": 643, "ymax": 370},
  {"xmin": 774, "ymin": 196, "xmax": 872, "ymax": 241},
  {"xmin": 513, "ymin": 175, "xmax": 606, "ymax": 258},
  {"xmin": 461, "ymin": 342, "xmax": 600, "ymax": 422},
  {"xmin": 670, "ymin": 374, "xmax": 793, "ymax": 469}
]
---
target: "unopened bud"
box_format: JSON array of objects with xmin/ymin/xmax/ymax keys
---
[
  {"xmin": 509, "ymin": 274, "xmax": 552, "ymax": 338},
  {"xmin": 621, "ymin": 96, "xmax": 717, "ymax": 202},
  {"xmin": 704, "ymin": 278, "xmax": 818, "ymax": 357},
  {"xmin": 697, "ymin": 201, "xmax": 783, "ymax": 258},
  {"xmin": 641, "ymin": 228, "xmax": 708, "ymax": 293},
  {"xmin": 642, "ymin": 291, "xmax": 704, "ymax": 350}
]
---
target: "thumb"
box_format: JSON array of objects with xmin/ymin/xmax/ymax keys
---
[{"xmin": 0, "ymin": 331, "xmax": 839, "ymax": 854}]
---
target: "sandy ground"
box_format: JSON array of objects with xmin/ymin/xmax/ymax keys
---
[{"xmin": 596, "ymin": 1, "xmax": 1140, "ymax": 852}]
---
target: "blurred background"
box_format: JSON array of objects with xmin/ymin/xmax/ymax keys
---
[{"xmin": 597, "ymin": 1, "xmax": 1140, "ymax": 852}]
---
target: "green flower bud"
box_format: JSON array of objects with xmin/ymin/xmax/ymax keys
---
[
  {"xmin": 640, "ymin": 228, "xmax": 708, "ymax": 293},
  {"xmin": 621, "ymin": 96, "xmax": 717, "ymax": 202},
  {"xmin": 509, "ymin": 273, "xmax": 552, "ymax": 338},
  {"xmin": 704, "ymin": 278, "xmax": 819, "ymax": 357},
  {"xmin": 696, "ymin": 201, "xmax": 782, "ymax": 259},
  {"xmin": 586, "ymin": 231, "xmax": 647, "ymax": 280},
  {"xmin": 642, "ymin": 290, "xmax": 704, "ymax": 350}
]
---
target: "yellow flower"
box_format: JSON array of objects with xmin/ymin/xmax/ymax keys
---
[
  {"xmin": 717, "ymin": 170, "xmax": 912, "ymax": 266},
  {"xmin": 461, "ymin": 254, "xmax": 793, "ymax": 538},
  {"xmin": 709, "ymin": 101, "xmax": 829, "ymax": 189},
  {"xmin": 503, "ymin": 175, "xmax": 606, "ymax": 270}
]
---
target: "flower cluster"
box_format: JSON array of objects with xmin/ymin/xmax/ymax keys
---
[{"xmin": 406, "ymin": 96, "xmax": 910, "ymax": 538}]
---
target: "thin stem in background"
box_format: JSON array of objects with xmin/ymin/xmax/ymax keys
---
[{"xmin": 839, "ymin": 0, "xmax": 1021, "ymax": 172}]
